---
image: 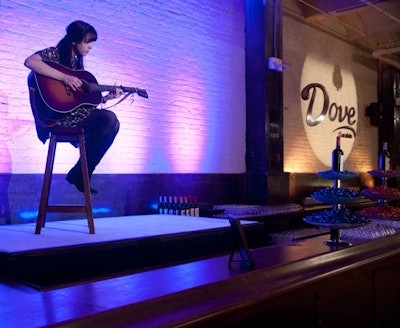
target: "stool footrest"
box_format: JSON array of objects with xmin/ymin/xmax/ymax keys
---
[{"xmin": 46, "ymin": 205, "xmax": 90, "ymax": 213}]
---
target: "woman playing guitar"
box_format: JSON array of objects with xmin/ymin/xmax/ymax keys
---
[{"xmin": 25, "ymin": 20, "xmax": 124, "ymax": 194}]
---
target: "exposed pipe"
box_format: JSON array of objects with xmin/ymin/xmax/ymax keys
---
[
  {"xmin": 372, "ymin": 46, "xmax": 400, "ymax": 57},
  {"xmin": 360, "ymin": 0, "xmax": 400, "ymax": 25},
  {"xmin": 362, "ymin": 0, "xmax": 400, "ymax": 69},
  {"xmin": 297, "ymin": 0, "xmax": 367, "ymax": 37},
  {"xmin": 298, "ymin": 0, "xmax": 400, "ymax": 69},
  {"xmin": 372, "ymin": 47, "xmax": 400, "ymax": 70}
]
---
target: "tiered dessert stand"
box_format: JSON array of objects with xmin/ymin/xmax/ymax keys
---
[{"xmin": 304, "ymin": 170, "xmax": 371, "ymax": 247}]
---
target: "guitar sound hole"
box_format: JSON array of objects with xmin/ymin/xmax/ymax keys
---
[
  {"xmin": 81, "ymin": 80, "xmax": 91, "ymax": 93},
  {"xmin": 65, "ymin": 86, "xmax": 72, "ymax": 96}
]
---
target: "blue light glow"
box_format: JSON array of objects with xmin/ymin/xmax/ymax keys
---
[{"xmin": 18, "ymin": 206, "xmax": 112, "ymax": 220}]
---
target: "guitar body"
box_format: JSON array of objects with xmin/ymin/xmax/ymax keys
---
[
  {"xmin": 28, "ymin": 60, "xmax": 148, "ymax": 128},
  {"xmin": 33, "ymin": 61, "xmax": 102, "ymax": 113}
]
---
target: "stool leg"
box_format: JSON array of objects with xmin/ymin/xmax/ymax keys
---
[
  {"xmin": 35, "ymin": 135, "xmax": 57, "ymax": 234},
  {"xmin": 78, "ymin": 134, "xmax": 95, "ymax": 234}
]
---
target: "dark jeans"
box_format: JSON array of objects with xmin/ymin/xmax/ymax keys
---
[{"xmin": 70, "ymin": 108, "xmax": 120, "ymax": 179}]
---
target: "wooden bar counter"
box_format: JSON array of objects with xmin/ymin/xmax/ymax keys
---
[{"xmin": 50, "ymin": 231, "xmax": 400, "ymax": 328}]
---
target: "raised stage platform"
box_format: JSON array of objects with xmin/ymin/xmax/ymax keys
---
[{"xmin": 0, "ymin": 214, "xmax": 265, "ymax": 289}]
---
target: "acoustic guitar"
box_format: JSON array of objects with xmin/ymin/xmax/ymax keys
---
[{"xmin": 30, "ymin": 61, "xmax": 148, "ymax": 115}]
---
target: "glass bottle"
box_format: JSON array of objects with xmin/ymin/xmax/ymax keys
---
[
  {"xmin": 332, "ymin": 136, "xmax": 344, "ymax": 171},
  {"xmin": 378, "ymin": 142, "xmax": 390, "ymax": 171}
]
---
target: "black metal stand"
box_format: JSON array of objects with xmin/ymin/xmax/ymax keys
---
[
  {"xmin": 228, "ymin": 215, "xmax": 254, "ymax": 268},
  {"xmin": 324, "ymin": 228, "xmax": 351, "ymax": 247},
  {"xmin": 322, "ymin": 179, "xmax": 351, "ymax": 247}
]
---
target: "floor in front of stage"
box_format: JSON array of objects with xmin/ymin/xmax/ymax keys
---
[{"xmin": 0, "ymin": 214, "xmax": 269, "ymax": 327}]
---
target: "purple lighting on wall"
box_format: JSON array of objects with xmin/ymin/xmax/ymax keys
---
[{"xmin": 0, "ymin": 0, "xmax": 245, "ymax": 174}]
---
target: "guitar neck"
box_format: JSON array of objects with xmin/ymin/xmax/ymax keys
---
[{"xmin": 91, "ymin": 83, "xmax": 141, "ymax": 94}]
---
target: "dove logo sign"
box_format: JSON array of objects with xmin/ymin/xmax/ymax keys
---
[{"xmin": 300, "ymin": 55, "xmax": 357, "ymax": 167}]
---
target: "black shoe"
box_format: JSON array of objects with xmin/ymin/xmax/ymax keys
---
[{"xmin": 66, "ymin": 170, "xmax": 98, "ymax": 194}]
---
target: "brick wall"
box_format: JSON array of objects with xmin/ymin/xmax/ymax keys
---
[
  {"xmin": 0, "ymin": 0, "xmax": 384, "ymax": 223},
  {"xmin": 282, "ymin": 0, "xmax": 378, "ymax": 176},
  {"xmin": 0, "ymin": 0, "xmax": 246, "ymax": 174}
]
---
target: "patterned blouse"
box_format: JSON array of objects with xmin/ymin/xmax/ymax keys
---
[{"xmin": 36, "ymin": 47, "xmax": 95, "ymax": 128}]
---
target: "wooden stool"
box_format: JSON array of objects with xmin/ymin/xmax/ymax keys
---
[{"xmin": 35, "ymin": 127, "xmax": 95, "ymax": 234}]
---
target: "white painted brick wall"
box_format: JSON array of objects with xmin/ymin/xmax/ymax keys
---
[{"xmin": 0, "ymin": 0, "xmax": 246, "ymax": 174}]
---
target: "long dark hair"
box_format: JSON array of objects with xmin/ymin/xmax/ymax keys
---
[{"xmin": 57, "ymin": 20, "xmax": 97, "ymax": 69}]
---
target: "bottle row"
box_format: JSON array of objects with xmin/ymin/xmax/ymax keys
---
[
  {"xmin": 332, "ymin": 136, "xmax": 390, "ymax": 172},
  {"xmin": 158, "ymin": 195, "xmax": 200, "ymax": 216}
]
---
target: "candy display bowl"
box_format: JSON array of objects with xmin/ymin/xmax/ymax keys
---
[
  {"xmin": 357, "ymin": 205, "xmax": 400, "ymax": 221},
  {"xmin": 303, "ymin": 218, "xmax": 371, "ymax": 230},
  {"xmin": 317, "ymin": 170, "xmax": 358, "ymax": 180},
  {"xmin": 312, "ymin": 187, "xmax": 364, "ymax": 204},
  {"xmin": 367, "ymin": 170, "xmax": 400, "ymax": 179},
  {"xmin": 304, "ymin": 208, "xmax": 371, "ymax": 246}
]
